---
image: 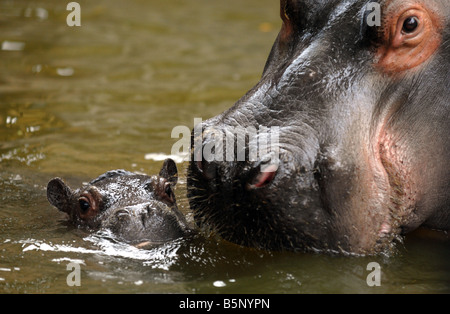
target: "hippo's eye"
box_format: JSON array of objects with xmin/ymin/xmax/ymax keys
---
[
  {"xmin": 79, "ymin": 198, "xmax": 91, "ymax": 212},
  {"xmin": 402, "ymin": 16, "xmax": 419, "ymax": 34},
  {"xmin": 376, "ymin": 4, "xmax": 441, "ymax": 73}
]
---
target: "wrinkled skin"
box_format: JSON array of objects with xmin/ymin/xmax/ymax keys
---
[
  {"xmin": 188, "ymin": 0, "xmax": 449, "ymax": 254},
  {"xmin": 47, "ymin": 159, "xmax": 189, "ymax": 245}
]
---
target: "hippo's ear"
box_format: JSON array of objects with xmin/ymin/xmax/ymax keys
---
[
  {"xmin": 47, "ymin": 178, "xmax": 73, "ymax": 213},
  {"xmin": 159, "ymin": 159, "xmax": 178, "ymax": 185}
]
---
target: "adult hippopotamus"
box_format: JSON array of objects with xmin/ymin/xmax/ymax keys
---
[
  {"xmin": 188, "ymin": 0, "xmax": 449, "ymax": 254},
  {"xmin": 47, "ymin": 159, "xmax": 190, "ymax": 245}
]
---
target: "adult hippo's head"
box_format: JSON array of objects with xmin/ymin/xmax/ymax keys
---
[{"xmin": 188, "ymin": 0, "xmax": 449, "ymax": 254}]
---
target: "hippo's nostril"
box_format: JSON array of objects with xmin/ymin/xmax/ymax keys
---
[
  {"xmin": 115, "ymin": 209, "xmax": 130, "ymax": 218},
  {"xmin": 246, "ymin": 164, "xmax": 278, "ymax": 190}
]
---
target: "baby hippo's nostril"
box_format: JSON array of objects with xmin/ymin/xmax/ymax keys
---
[{"xmin": 247, "ymin": 164, "xmax": 278, "ymax": 190}]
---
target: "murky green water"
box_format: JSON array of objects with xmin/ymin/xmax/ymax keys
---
[{"xmin": 1, "ymin": 0, "xmax": 449, "ymax": 294}]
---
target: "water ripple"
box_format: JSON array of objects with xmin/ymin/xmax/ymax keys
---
[{"xmin": 17, "ymin": 231, "xmax": 183, "ymax": 271}]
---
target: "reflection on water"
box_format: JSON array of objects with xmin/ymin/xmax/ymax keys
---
[{"xmin": 0, "ymin": 0, "xmax": 449, "ymax": 293}]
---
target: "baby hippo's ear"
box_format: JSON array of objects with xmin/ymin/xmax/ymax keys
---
[
  {"xmin": 47, "ymin": 178, "xmax": 73, "ymax": 214},
  {"xmin": 159, "ymin": 159, "xmax": 178, "ymax": 185}
]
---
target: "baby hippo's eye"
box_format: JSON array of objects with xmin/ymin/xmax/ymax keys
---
[
  {"xmin": 79, "ymin": 198, "xmax": 91, "ymax": 212},
  {"xmin": 76, "ymin": 191, "xmax": 101, "ymax": 220}
]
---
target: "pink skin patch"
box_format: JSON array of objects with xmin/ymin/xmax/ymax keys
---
[
  {"xmin": 379, "ymin": 221, "xmax": 391, "ymax": 237},
  {"xmin": 247, "ymin": 164, "xmax": 278, "ymax": 190}
]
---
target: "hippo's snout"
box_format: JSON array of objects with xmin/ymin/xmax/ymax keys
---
[
  {"xmin": 188, "ymin": 123, "xmax": 329, "ymax": 251},
  {"xmin": 104, "ymin": 201, "xmax": 187, "ymax": 245},
  {"xmin": 194, "ymin": 156, "xmax": 278, "ymax": 191},
  {"xmin": 192, "ymin": 121, "xmax": 281, "ymax": 194}
]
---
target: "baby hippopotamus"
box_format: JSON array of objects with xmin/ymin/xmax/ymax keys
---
[{"xmin": 47, "ymin": 159, "xmax": 190, "ymax": 245}]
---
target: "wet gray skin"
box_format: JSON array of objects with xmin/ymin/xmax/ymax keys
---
[
  {"xmin": 47, "ymin": 159, "xmax": 190, "ymax": 245},
  {"xmin": 188, "ymin": 0, "xmax": 449, "ymax": 255}
]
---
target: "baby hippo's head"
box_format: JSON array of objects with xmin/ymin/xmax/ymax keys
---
[{"xmin": 47, "ymin": 159, "xmax": 189, "ymax": 245}]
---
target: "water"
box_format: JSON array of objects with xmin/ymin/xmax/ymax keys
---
[{"xmin": 0, "ymin": 0, "xmax": 449, "ymax": 294}]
